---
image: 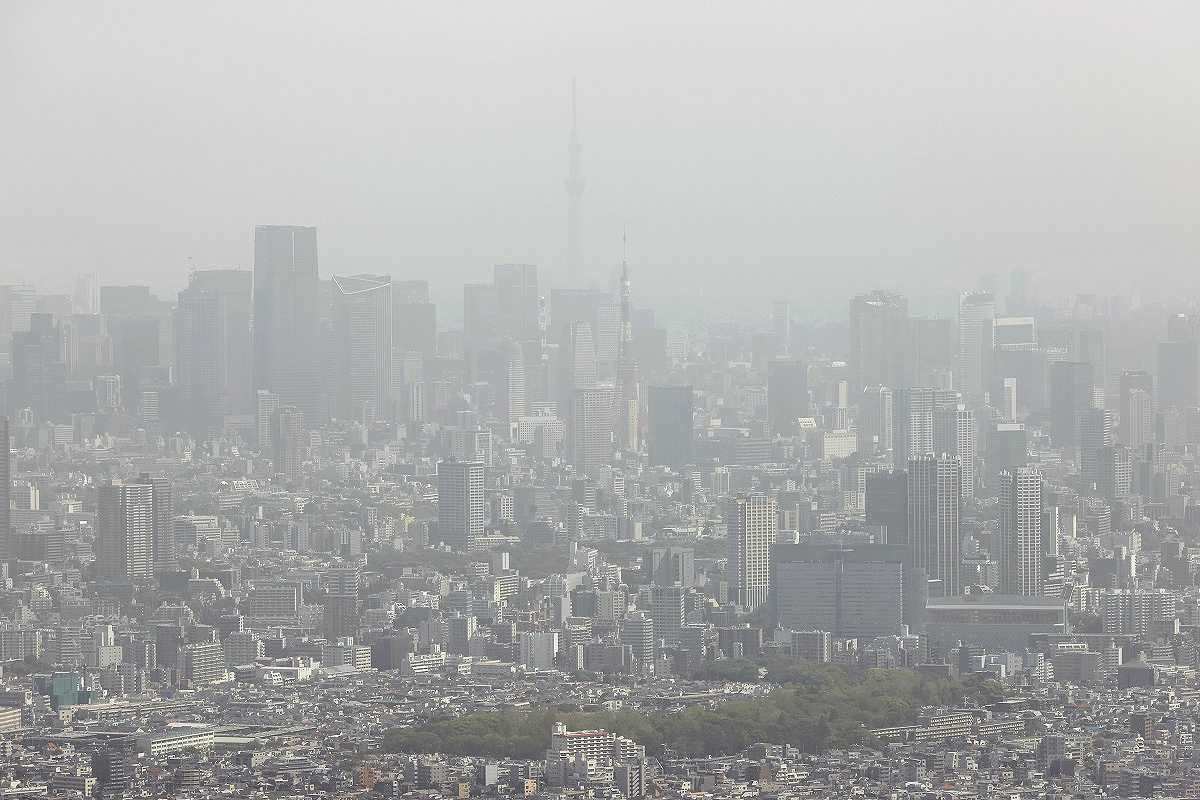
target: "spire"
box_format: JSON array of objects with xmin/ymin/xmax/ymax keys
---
[
  {"xmin": 565, "ymin": 79, "xmax": 584, "ymax": 285},
  {"xmin": 616, "ymin": 232, "xmax": 639, "ymax": 453}
]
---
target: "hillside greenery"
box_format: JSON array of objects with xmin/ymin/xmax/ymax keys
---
[{"xmin": 383, "ymin": 663, "xmax": 1001, "ymax": 758}]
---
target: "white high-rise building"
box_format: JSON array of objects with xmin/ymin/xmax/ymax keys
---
[
  {"xmin": 859, "ymin": 385, "xmax": 894, "ymax": 455},
  {"xmin": 255, "ymin": 389, "xmax": 279, "ymax": 451},
  {"xmin": 502, "ymin": 339, "xmax": 527, "ymax": 431},
  {"xmin": 571, "ymin": 386, "xmax": 616, "ymax": 478},
  {"xmin": 726, "ymin": 493, "xmax": 778, "ymax": 611},
  {"xmin": 999, "ymin": 467, "xmax": 1043, "ymax": 596},
  {"xmin": 894, "ymin": 387, "xmax": 960, "ymax": 469},
  {"xmin": 907, "ymin": 455, "xmax": 961, "ymax": 596},
  {"xmin": 935, "ymin": 404, "xmax": 977, "ymax": 499},
  {"xmin": 437, "ymin": 461, "xmax": 485, "ymax": 552},
  {"xmin": 957, "ymin": 291, "xmax": 996, "ymax": 400},
  {"xmin": 96, "ymin": 481, "xmax": 154, "ymax": 581}
]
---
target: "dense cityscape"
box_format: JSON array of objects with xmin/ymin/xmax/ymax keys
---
[
  {"xmin": 3, "ymin": 215, "xmax": 1200, "ymax": 799},
  {"xmin": 10, "ymin": 5, "xmax": 1200, "ymax": 800}
]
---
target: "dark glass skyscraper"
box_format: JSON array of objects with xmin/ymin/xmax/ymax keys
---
[
  {"xmin": 252, "ymin": 225, "xmax": 320, "ymax": 421},
  {"xmin": 766, "ymin": 358, "xmax": 808, "ymax": 437},
  {"xmin": 174, "ymin": 269, "xmax": 252, "ymax": 434},
  {"xmin": 647, "ymin": 385, "xmax": 693, "ymax": 468},
  {"xmin": 1048, "ymin": 361, "xmax": 1094, "ymax": 451},
  {"xmin": 849, "ymin": 290, "xmax": 910, "ymax": 391}
]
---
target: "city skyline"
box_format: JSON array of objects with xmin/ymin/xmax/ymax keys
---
[{"xmin": 11, "ymin": 4, "xmax": 1200, "ymax": 317}]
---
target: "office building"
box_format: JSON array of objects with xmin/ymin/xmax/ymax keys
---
[
  {"xmin": 908, "ymin": 455, "xmax": 961, "ymax": 597},
  {"xmin": 772, "ymin": 543, "xmax": 908, "ymax": 639},
  {"xmin": 463, "ymin": 282, "xmax": 499, "ymax": 351},
  {"xmin": 726, "ymin": 493, "xmax": 777, "ymax": 611},
  {"xmin": 934, "ymin": 404, "xmax": 977, "ymax": 499},
  {"xmin": 767, "ymin": 358, "xmax": 808, "ymax": 437},
  {"xmin": 173, "ymin": 269, "xmax": 252, "ymax": 434},
  {"xmin": 957, "ymin": 291, "xmax": 996, "ymax": 400},
  {"xmin": 859, "ymin": 385, "xmax": 894, "ymax": 455},
  {"xmin": 252, "ymin": 225, "xmax": 320, "ymax": 420},
  {"xmin": 620, "ymin": 611, "xmax": 654, "ymax": 670},
  {"xmin": 1118, "ymin": 370, "xmax": 1154, "ymax": 450},
  {"xmin": 999, "ymin": 467, "xmax": 1043, "ymax": 596},
  {"xmin": 645, "ymin": 546, "xmax": 697, "ymax": 588},
  {"xmin": 893, "ymin": 387, "xmax": 959, "ymax": 469},
  {"xmin": 1158, "ymin": 337, "xmax": 1198, "ymax": 412},
  {"xmin": 9, "ymin": 313, "xmax": 66, "ymax": 423},
  {"xmin": 570, "ymin": 386, "xmax": 616, "ymax": 477},
  {"xmin": 650, "ymin": 585, "xmax": 686, "ymax": 646},
  {"xmin": 393, "ymin": 280, "xmax": 437, "ymax": 358},
  {"xmin": 500, "ymin": 339, "xmax": 528, "ymax": 430},
  {"xmin": 437, "ymin": 461, "xmax": 485, "ymax": 551},
  {"xmin": 1079, "ymin": 408, "xmax": 1115, "ymax": 487},
  {"xmin": 912, "ymin": 317, "xmax": 955, "ymax": 387},
  {"xmin": 849, "ymin": 290, "xmax": 910, "ymax": 391},
  {"xmin": 494, "ymin": 264, "xmax": 540, "ymax": 341},
  {"xmin": 1049, "ymin": 361, "xmax": 1094, "ymax": 451},
  {"xmin": 865, "ymin": 470, "xmax": 907, "ymax": 545},
  {"xmin": 647, "ymin": 385, "xmax": 693, "ymax": 468},
  {"xmin": 332, "ymin": 274, "xmax": 393, "ymax": 422}
]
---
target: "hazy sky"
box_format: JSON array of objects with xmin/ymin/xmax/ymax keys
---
[{"xmin": 5, "ymin": 2, "xmax": 1200, "ymax": 321}]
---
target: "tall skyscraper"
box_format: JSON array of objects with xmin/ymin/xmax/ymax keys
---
[
  {"xmin": 956, "ymin": 291, "xmax": 996, "ymax": 400},
  {"xmin": 620, "ymin": 611, "xmax": 654, "ymax": 670},
  {"xmin": 565, "ymin": 80, "xmax": 585, "ymax": 283},
  {"xmin": 571, "ymin": 386, "xmax": 616, "ymax": 477},
  {"xmin": 494, "ymin": 264, "xmax": 540, "ymax": 342},
  {"xmin": 437, "ymin": 461, "xmax": 485, "ymax": 552},
  {"xmin": 865, "ymin": 469, "xmax": 907, "ymax": 545},
  {"xmin": 332, "ymin": 274, "xmax": 393, "ymax": 422},
  {"xmin": 392, "ymin": 280, "xmax": 437, "ymax": 360},
  {"xmin": 726, "ymin": 493, "xmax": 778, "ymax": 611},
  {"xmin": 559, "ymin": 321, "xmax": 598, "ymax": 407},
  {"xmin": 9, "ymin": 313, "xmax": 66, "ymax": 422},
  {"xmin": 1079, "ymin": 408, "xmax": 1115, "ymax": 487},
  {"xmin": 934, "ymin": 404, "xmax": 977, "ymax": 499},
  {"xmin": 999, "ymin": 467, "xmax": 1043, "ymax": 596},
  {"xmin": 0, "ymin": 417, "xmax": 8, "ymax": 563},
  {"xmin": 1157, "ymin": 338, "xmax": 1198, "ymax": 411},
  {"xmin": 767, "ymin": 359, "xmax": 808, "ymax": 437},
  {"xmin": 911, "ymin": 317, "xmax": 955, "ymax": 387},
  {"xmin": 133, "ymin": 473, "xmax": 174, "ymax": 571},
  {"xmin": 893, "ymin": 387, "xmax": 960, "ymax": 469},
  {"xmin": 647, "ymin": 385, "xmax": 694, "ymax": 468},
  {"xmin": 96, "ymin": 481, "xmax": 154, "ymax": 582},
  {"xmin": 174, "ymin": 269, "xmax": 252, "ymax": 434},
  {"xmin": 255, "ymin": 390, "xmax": 279, "ymax": 451},
  {"xmin": 849, "ymin": 290, "xmax": 910, "ymax": 391},
  {"xmin": 859, "ymin": 385, "xmax": 894, "ymax": 455},
  {"xmin": 771, "ymin": 301, "xmax": 791, "ymax": 356},
  {"xmin": 1049, "ymin": 361, "xmax": 1094, "ymax": 451},
  {"xmin": 1118, "ymin": 370, "xmax": 1154, "ymax": 450},
  {"xmin": 463, "ymin": 282, "xmax": 499, "ymax": 354},
  {"xmin": 271, "ymin": 405, "xmax": 305, "ymax": 481},
  {"xmin": 253, "ymin": 225, "xmax": 320, "ymax": 420},
  {"xmin": 650, "ymin": 585, "xmax": 686, "ymax": 646},
  {"xmin": 907, "ymin": 454, "xmax": 961, "ymax": 597},
  {"xmin": 500, "ymin": 339, "xmax": 528, "ymax": 430}
]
